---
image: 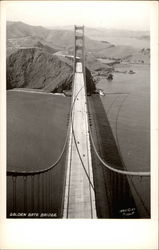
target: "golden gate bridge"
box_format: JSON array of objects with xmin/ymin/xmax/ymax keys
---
[{"xmin": 7, "ymin": 26, "xmax": 150, "ymax": 219}]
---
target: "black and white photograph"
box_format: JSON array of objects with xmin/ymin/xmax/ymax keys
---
[
  {"xmin": 0, "ymin": 0, "xmax": 158, "ymax": 248},
  {"xmin": 6, "ymin": 0, "xmax": 151, "ymax": 219}
]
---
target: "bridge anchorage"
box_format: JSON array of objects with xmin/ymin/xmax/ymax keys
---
[{"xmin": 7, "ymin": 25, "xmax": 150, "ymax": 219}]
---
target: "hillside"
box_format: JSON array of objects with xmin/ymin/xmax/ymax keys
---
[
  {"xmin": 85, "ymin": 27, "xmax": 150, "ymax": 39},
  {"xmin": 92, "ymin": 45, "xmax": 150, "ymax": 62},
  {"xmin": 7, "ymin": 37, "xmax": 58, "ymax": 57},
  {"xmin": 7, "ymin": 21, "xmax": 111, "ymax": 55},
  {"xmin": 7, "ymin": 48, "xmax": 96, "ymax": 93},
  {"xmin": 126, "ymin": 48, "xmax": 150, "ymax": 64},
  {"xmin": 47, "ymin": 25, "xmax": 150, "ymax": 39},
  {"xmin": 93, "ymin": 45, "xmax": 137, "ymax": 59},
  {"xmin": 7, "ymin": 21, "xmax": 49, "ymax": 39},
  {"xmin": 7, "ymin": 21, "xmax": 150, "ymax": 63},
  {"xmin": 7, "ymin": 48, "xmax": 73, "ymax": 92},
  {"xmin": 6, "ymin": 21, "xmax": 150, "ymax": 92}
]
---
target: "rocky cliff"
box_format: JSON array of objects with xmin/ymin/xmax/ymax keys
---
[
  {"xmin": 7, "ymin": 48, "xmax": 73, "ymax": 92},
  {"xmin": 7, "ymin": 48, "xmax": 96, "ymax": 94}
]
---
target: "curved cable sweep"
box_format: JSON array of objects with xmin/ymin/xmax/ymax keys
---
[
  {"xmin": 87, "ymin": 100, "xmax": 150, "ymax": 177},
  {"xmin": 7, "ymin": 73, "xmax": 79, "ymax": 176},
  {"xmin": 8, "ymin": 60, "xmax": 150, "ymax": 177},
  {"xmin": 113, "ymin": 94, "xmax": 150, "ymax": 214},
  {"xmin": 82, "ymin": 41, "xmax": 150, "ymax": 177},
  {"xmin": 7, "ymin": 120, "xmax": 70, "ymax": 176}
]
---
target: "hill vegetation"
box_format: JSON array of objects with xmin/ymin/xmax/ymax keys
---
[{"xmin": 7, "ymin": 48, "xmax": 96, "ymax": 93}]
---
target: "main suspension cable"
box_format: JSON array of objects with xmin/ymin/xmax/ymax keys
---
[
  {"xmin": 87, "ymin": 98, "xmax": 150, "ymax": 177},
  {"xmin": 7, "ymin": 75, "xmax": 78, "ymax": 176}
]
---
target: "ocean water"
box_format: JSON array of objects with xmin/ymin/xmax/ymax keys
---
[
  {"xmin": 7, "ymin": 92, "xmax": 70, "ymax": 172},
  {"xmin": 97, "ymin": 63, "xmax": 150, "ymax": 215},
  {"xmin": 7, "ymin": 92, "xmax": 71, "ymax": 217}
]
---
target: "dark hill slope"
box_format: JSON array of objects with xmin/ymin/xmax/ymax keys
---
[
  {"xmin": 7, "ymin": 48, "xmax": 73, "ymax": 92},
  {"xmin": 7, "ymin": 48, "xmax": 96, "ymax": 94},
  {"xmin": 7, "ymin": 38, "xmax": 58, "ymax": 57},
  {"xmin": 35, "ymin": 41, "xmax": 57, "ymax": 54}
]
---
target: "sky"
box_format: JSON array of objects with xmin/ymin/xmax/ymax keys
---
[{"xmin": 5, "ymin": 1, "xmax": 151, "ymax": 31}]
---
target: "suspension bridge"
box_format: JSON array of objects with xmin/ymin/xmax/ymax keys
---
[{"xmin": 7, "ymin": 26, "xmax": 150, "ymax": 219}]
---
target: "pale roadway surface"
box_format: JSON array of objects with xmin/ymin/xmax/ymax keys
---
[{"xmin": 63, "ymin": 62, "xmax": 97, "ymax": 218}]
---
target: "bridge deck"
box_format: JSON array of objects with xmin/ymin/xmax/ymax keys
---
[{"xmin": 63, "ymin": 62, "xmax": 96, "ymax": 218}]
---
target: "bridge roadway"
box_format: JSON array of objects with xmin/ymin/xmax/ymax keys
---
[{"xmin": 63, "ymin": 62, "xmax": 97, "ymax": 218}]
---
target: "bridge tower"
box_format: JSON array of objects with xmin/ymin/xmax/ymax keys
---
[{"xmin": 74, "ymin": 25, "xmax": 85, "ymax": 72}]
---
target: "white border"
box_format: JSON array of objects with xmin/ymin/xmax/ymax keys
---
[{"xmin": 0, "ymin": 1, "xmax": 158, "ymax": 249}]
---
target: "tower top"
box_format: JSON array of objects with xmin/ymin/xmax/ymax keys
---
[{"xmin": 74, "ymin": 25, "xmax": 84, "ymax": 30}]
